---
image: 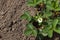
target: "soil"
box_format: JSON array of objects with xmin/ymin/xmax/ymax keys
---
[
  {"xmin": 0, "ymin": 0, "xmax": 60, "ymax": 40},
  {"xmin": 0, "ymin": 0, "xmax": 36, "ymax": 40}
]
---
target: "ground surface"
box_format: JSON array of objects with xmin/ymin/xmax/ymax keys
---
[
  {"xmin": 0, "ymin": 0, "xmax": 60, "ymax": 40},
  {"xmin": 0, "ymin": 0, "xmax": 36, "ymax": 40}
]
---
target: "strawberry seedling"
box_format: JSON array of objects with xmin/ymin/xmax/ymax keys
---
[{"xmin": 20, "ymin": 0, "xmax": 60, "ymax": 40}]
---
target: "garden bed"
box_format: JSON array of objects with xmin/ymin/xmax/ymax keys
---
[{"xmin": 0, "ymin": 0, "xmax": 60, "ymax": 40}]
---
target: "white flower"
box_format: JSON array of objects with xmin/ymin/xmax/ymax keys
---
[{"xmin": 37, "ymin": 17, "xmax": 43, "ymax": 23}]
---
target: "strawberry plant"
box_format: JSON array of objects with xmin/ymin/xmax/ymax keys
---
[{"xmin": 20, "ymin": 0, "xmax": 60, "ymax": 40}]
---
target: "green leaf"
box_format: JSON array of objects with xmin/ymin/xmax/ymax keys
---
[
  {"xmin": 24, "ymin": 23, "xmax": 37, "ymax": 36},
  {"xmin": 43, "ymin": 10, "xmax": 52, "ymax": 18},
  {"xmin": 32, "ymin": 30, "xmax": 37, "ymax": 37},
  {"xmin": 52, "ymin": 19, "xmax": 58, "ymax": 29},
  {"xmin": 20, "ymin": 11, "xmax": 32, "ymax": 21},
  {"xmin": 54, "ymin": 27, "xmax": 60, "ymax": 34},
  {"xmin": 26, "ymin": 23, "xmax": 35, "ymax": 30},
  {"xmin": 45, "ymin": 25, "xmax": 52, "ymax": 30},
  {"xmin": 42, "ymin": 25, "xmax": 51, "ymax": 33},
  {"xmin": 24, "ymin": 29, "xmax": 32, "ymax": 36},
  {"xmin": 55, "ymin": 7, "xmax": 60, "ymax": 11},
  {"xmin": 55, "ymin": 0, "xmax": 59, "ymax": 8},
  {"xmin": 54, "ymin": 23, "xmax": 60, "ymax": 34},
  {"xmin": 46, "ymin": 0, "xmax": 51, "ymax": 5},
  {"xmin": 48, "ymin": 30, "xmax": 53, "ymax": 38},
  {"xmin": 41, "ymin": 25, "xmax": 52, "ymax": 37},
  {"xmin": 27, "ymin": 0, "xmax": 35, "ymax": 6},
  {"xmin": 27, "ymin": 0, "xmax": 43, "ymax": 7},
  {"xmin": 41, "ymin": 32, "xmax": 48, "ymax": 36},
  {"xmin": 20, "ymin": 13, "xmax": 27, "ymax": 19},
  {"xmin": 35, "ymin": 0, "xmax": 42, "ymax": 5},
  {"xmin": 46, "ymin": 4, "xmax": 54, "ymax": 10}
]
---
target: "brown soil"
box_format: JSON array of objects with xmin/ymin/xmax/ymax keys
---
[
  {"xmin": 0, "ymin": 0, "xmax": 36, "ymax": 40},
  {"xmin": 0, "ymin": 0, "xmax": 60, "ymax": 40}
]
